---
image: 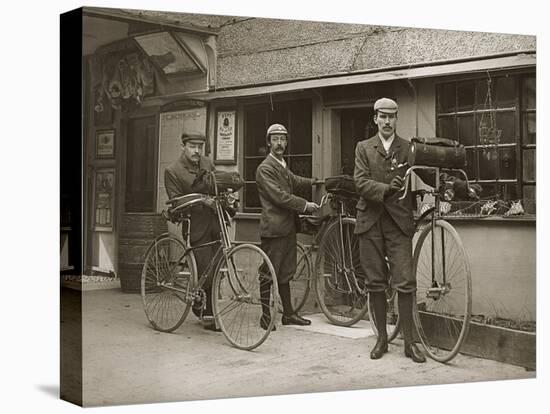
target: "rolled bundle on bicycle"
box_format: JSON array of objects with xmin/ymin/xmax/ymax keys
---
[{"xmin": 407, "ymin": 137, "xmax": 466, "ymax": 170}]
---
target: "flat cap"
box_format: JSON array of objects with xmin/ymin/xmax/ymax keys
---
[
  {"xmin": 374, "ymin": 98, "xmax": 398, "ymax": 114},
  {"xmin": 181, "ymin": 133, "xmax": 206, "ymax": 144}
]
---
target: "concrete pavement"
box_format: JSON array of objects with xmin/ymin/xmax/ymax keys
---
[{"xmin": 70, "ymin": 288, "xmax": 534, "ymax": 407}]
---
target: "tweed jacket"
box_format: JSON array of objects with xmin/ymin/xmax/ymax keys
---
[
  {"xmin": 354, "ymin": 134, "xmax": 416, "ymax": 237},
  {"xmin": 256, "ymin": 155, "xmax": 314, "ymax": 238},
  {"xmin": 164, "ymin": 154, "xmax": 217, "ymax": 243}
]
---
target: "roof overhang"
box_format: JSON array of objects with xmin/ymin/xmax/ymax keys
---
[{"xmin": 156, "ymin": 51, "xmax": 535, "ymax": 102}]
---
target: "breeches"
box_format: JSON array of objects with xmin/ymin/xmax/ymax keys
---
[
  {"xmin": 358, "ymin": 210, "xmax": 415, "ymax": 293},
  {"xmin": 260, "ymin": 233, "xmax": 297, "ymax": 285}
]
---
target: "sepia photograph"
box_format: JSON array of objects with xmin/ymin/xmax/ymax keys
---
[
  {"xmin": 2, "ymin": 1, "xmax": 543, "ymax": 413},
  {"xmin": 57, "ymin": 2, "xmax": 541, "ymax": 408}
]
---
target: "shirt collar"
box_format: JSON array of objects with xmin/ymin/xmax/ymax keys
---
[
  {"xmin": 378, "ymin": 133, "xmax": 395, "ymax": 151},
  {"xmin": 269, "ymin": 153, "xmax": 287, "ymax": 168}
]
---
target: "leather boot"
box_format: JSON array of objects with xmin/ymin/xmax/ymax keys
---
[
  {"xmin": 398, "ymin": 292, "xmax": 426, "ymax": 363},
  {"xmin": 259, "ymin": 279, "xmax": 276, "ymax": 331},
  {"xmin": 404, "ymin": 343, "xmax": 426, "ymax": 363},
  {"xmin": 370, "ymin": 291, "xmax": 388, "ymax": 359}
]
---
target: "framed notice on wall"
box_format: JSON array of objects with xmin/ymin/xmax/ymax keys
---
[
  {"xmin": 94, "ymin": 168, "xmax": 115, "ymax": 231},
  {"xmin": 214, "ymin": 109, "xmax": 237, "ymax": 164},
  {"xmin": 95, "ymin": 129, "xmax": 115, "ymax": 158}
]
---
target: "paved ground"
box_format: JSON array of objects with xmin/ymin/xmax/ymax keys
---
[{"xmin": 67, "ymin": 288, "xmax": 534, "ymax": 407}]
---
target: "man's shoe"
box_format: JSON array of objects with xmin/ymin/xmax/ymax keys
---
[
  {"xmin": 282, "ymin": 314, "xmax": 311, "ymax": 326},
  {"xmin": 260, "ymin": 316, "xmax": 276, "ymax": 331},
  {"xmin": 370, "ymin": 336, "xmax": 388, "ymax": 360},
  {"xmin": 202, "ymin": 316, "xmax": 221, "ymax": 332},
  {"xmin": 404, "ymin": 343, "xmax": 426, "ymax": 363}
]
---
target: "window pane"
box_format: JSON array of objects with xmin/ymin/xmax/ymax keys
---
[
  {"xmin": 244, "ymin": 157, "xmax": 263, "ymax": 181},
  {"xmin": 289, "ymin": 100, "xmax": 312, "ymax": 155},
  {"xmin": 437, "ymin": 116, "xmax": 456, "ymax": 140},
  {"xmin": 290, "ymin": 156, "xmax": 313, "ymax": 201},
  {"xmin": 499, "ymin": 147, "xmax": 516, "ymax": 180},
  {"xmin": 437, "ymin": 83, "xmax": 455, "ymax": 113},
  {"xmin": 475, "ymin": 79, "xmax": 490, "ymax": 110},
  {"xmin": 465, "ymin": 149, "xmax": 477, "ymax": 181},
  {"xmin": 457, "ymin": 81, "xmax": 475, "ymax": 111},
  {"xmin": 523, "ymin": 149, "xmax": 536, "ymax": 182},
  {"xmin": 245, "ymin": 105, "xmax": 267, "ymax": 155},
  {"xmin": 495, "ymin": 112, "xmax": 516, "ymax": 144},
  {"xmin": 480, "ymin": 183, "xmax": 497, "ymax": 198},
  {"xmin": 522, "ymin": 76, "xmax": 536, "ymax": 109},
  {"xmin": 477, "ymin": 112, "xmax": 500, "ymax": 146},
  {"xmin": 523, "ymin": 185, "xmax": 536, "ymax": 214},
  {"xmin": 243, "ymin": 183, "xmax": 260, "ymax": 209},
  {"xmin": 523, "ymin": 113, "xmax": 536, "ymax": 145},
  {"xmin": 457, "ymin": 115, "xmax": 475, "ymax": 146},
  {"xmin": 268, "ymin": 101, "xmax": 289, "ymax": 126},
  {"xmin": 479, "ymin": 148, "xmax": 497, "ymax": 180},
  {"xmin": 289, "ymin": 156, "xmax": 312, "ymax": 178},
  {"xmin": 495, "ymin": 76, "xmax": 515, "ymax": 108},
  {"xmin": 499, "ymin": 183, "xmax": 518, "ymax": 200}
]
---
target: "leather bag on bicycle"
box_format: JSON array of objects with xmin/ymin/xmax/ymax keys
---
[
  {"xmin": 325, "ymin": 175, "xmax": 358, "ymax": 199},
  {"xmin": 408, "ymin": 137, "xmax": 466, "ymax": 169},
  {"xmin": 194, "ymin": 170, "xmax": 245, "ymax": 194}
]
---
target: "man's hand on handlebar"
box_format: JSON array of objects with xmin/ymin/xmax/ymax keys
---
[
  {"xmin": 386, "ymin": 175, "xmax": 405, "ymax": 197},
  {"xmin": 305, "ymin": 201, "xmax": 320, "ymax": 214}
]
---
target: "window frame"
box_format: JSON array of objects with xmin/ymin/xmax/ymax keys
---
[{"xmin": 435, "ymin": 70, "xmax": 535, "ymax": 211}]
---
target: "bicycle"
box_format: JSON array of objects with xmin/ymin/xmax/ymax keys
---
[
  {"xmin": 399, "ymin": 165, "xmax": 473, "ymax": 362},
  {"xmin": 287, "ymin": 188, "xmax": 369, "ymax": 327},
  {"xmin": 140, "ymin": 172, "xmax": 278, "ymax": 351}
]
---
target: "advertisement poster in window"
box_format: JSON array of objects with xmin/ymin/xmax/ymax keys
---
[
  {"xmin": 96, "ymin": 129, "xmax": 115, "ymax": 158},
  {"xmin": 215, "ymin": 110, "xmax": 237, "ymax": 164},
  {"xmin": 94, "ymin": 168, "xmax": 115, "ymax": 231}
]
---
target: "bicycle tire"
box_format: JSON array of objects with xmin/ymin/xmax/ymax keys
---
[
  {"xmin": 314, "ymin": 217, "xmax": 368, "ymax": 326},
  {"xmin": 212, "ymin": 243, "xmax": 278, "ymax": 350},
  {"xmin": 412, "ymin": 219, "xmax": 472, "ymax": 363},
  {"xmin": 289, "ymin": 241, "xmax": 312, "ymax": 313},
  {"xmin": 141, "ymin": 235, "xmax": 197, "ymax": 333}
]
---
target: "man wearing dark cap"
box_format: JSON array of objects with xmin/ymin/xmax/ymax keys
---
[
  {"xmin": 354, "ymin": 98, "xmax": 427, "ymax": 362},
  {"xmin": 164, "ymin": 133, "xmax": 220, "ymax": 331},
  {"xmin": 256, "ymin": 123, "xmax": 320, "ymax": 329}
]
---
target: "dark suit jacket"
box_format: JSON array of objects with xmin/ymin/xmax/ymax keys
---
[
  {"xmin": 256, "ymin": 155, "xmax": 314, "ymax": 238},
  {"xmin": 164, "ymin": 154, "xmax": 217, "ymax": 243},
  {"xmin": 354, "ymin": 134, "xmax": 416, "ymax": 236}
]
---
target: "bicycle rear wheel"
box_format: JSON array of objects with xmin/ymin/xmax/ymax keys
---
[
  {"xmin": 314, "ymin": 217, "xmax": 368, "ymax": 326},
  {"xmin": 213, "ymin": 244, "xmax": 278, "ymax": 350},
  {"xmin": 289, "ymin": 241, "xmax": 311, "ymax": 313},
  {"xmin": 141, "ymin": 235, "xmax": 197, "ymax": 333},
  {"xmin": 368, "ymin": 288, "xmax": 401, "ymax": 342},
  {"xmin": 413, "ymin": 219, "xmax": 472, "ymax": 362}
]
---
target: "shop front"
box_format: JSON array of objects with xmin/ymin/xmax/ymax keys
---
[{"xmin": 79, "ymin": 8, "xmax": 536, "ymax": 319}]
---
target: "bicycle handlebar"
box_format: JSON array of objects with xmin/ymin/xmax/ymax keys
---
[{"xmin": 398, "ymin": 165, "xmax": 472, "ymax": 201}]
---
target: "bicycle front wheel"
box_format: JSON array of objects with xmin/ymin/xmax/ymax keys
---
[
  {"xmin": 213, "ymin": 244, "xmax": 278, "ymax": 350},
  {"xmin": 314, "ymin": 217, "xmax": 368, "ymax": 326},
  {"xmin": 141, "ymin": 235, "xmax": 197, "ymax": 333},
  {"xmin": 413, "ymin": 219, "xmax": 472, "ymax": 362},
  {"xmin": 289, "ymin": 241, "xmax": 312, "ymax": 313}
]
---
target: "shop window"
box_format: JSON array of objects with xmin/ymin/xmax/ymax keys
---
[
  {"xmin": 243, "ymin": 100, "xmax": 312, "ymax": 211},
  {"xmin": 436, "ymin": 73, "xmax": 536, "ymax": 214},
  {"xmin": 125, "ymin": 116, "xmax": 156, "ymax": 212}
]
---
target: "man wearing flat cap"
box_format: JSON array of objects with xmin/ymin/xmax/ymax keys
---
[
  {"xmin": 354, "ymin": 98, "xmax": 427, "ymax": 363},
  {"xmin": 164, "ymin": 133, "xmax": 220, "ymax": 331},
  {"xmin": 355, "ymin": 98, "xmax": 481, "ymax": 362},
  {"xmin": 256, "ymin": 123, "xmax": 320, "ymax": 329}
]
